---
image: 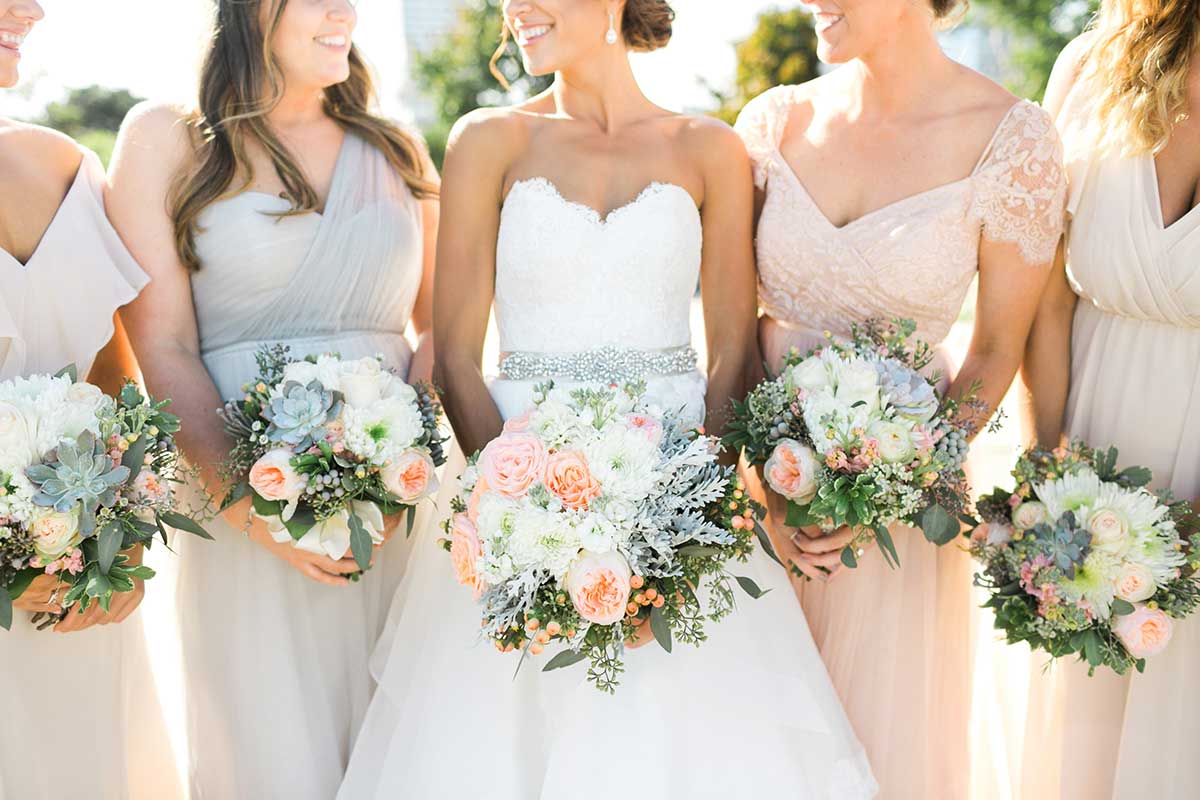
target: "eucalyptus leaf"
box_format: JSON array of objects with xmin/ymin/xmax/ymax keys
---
[
  {"xmin": 753, "ymin": 521, "xmax": 784, "ymax": 568},
  {"xmin": 97, "ymin": 520, "xmax": 124, "ymax": 574},
  {"xmin": 54, "ymin": 364, "xmax": 78, "ymax": 382},
  {"xmin": 734, "ymin": 575, "xmax": 769, "ymax": 599},
  {"xmin": 649, "ymin": 605, "xmax": 672, "ymax": 653},
  {"xmin": 874, "ymin": 524, "xmax": 901, "ymax": 569},
  {"xmin": 121, "ymin": 435, "xmax": 150, "ymax": 482},
  {"xmin": 0, "ymin": 591, "xmax": 11, "ymax": 631},
  {"xmin": 1116, "ymin": 466, "xmax": 1153, "ymax": 488},
  {"xmin": 1083, "ymin": 630, "xmax": 1102, "ymax": 667},
  {"xmin": 920, "ymin": 504, "xmax": 959, "ymax": 546},
  {"xmin": 349, "ymin": 513, "xmax": 373, "ymax": 572},
  {"xmin": 840, "ymin": 546, "xmax": 858, "ymax": 569},
  {"xmin": 677, "ymin": 544, "xmax": 723, "ymax": 557},
  {"xmin": 406, "ymin": 504, "xmax": 417, "ymax": 538},
  {"xmin": 159, "ymin": 511, "xmax": 214, "ymax": 540},
  {"xmin": 251, "ymin": 493, "xmax": 283, "ymax": 518},
  {"xmin": 284, "ymin": 508, "xmax": 317, "ymax": 542},
  {"xmin": 542, "ymin": 648, "xmax": 588, "ymax": 672},
  {"xmin": 1111, "ymin": 598, "xmax": 1135, "ymax": 616}
]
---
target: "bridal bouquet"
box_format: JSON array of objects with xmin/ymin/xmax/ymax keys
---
[
  {"xmin": 726, "ymin": 319, "xmax": 981, "ymax": 569},
  {"xmin": 970, "ymin": 442, "xmax": 1200, "ymax": 675},
  {"xmin": 443, "ymin": 382, "xmax": 771, "ymax": 693},
  {"xmin": 0, "ymin": 367, "xmax": 210, "ymax": 630},
  {"xmin": 220, "ymin": 346, "xmax": 446, "ymax": 571}
]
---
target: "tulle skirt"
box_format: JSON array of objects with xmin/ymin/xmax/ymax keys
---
[
  {"xmin": 340, "ymin": 443, "xmax": 877, "ymax": 800},
  {"xmin": 0, "ymin": 605, "xmax": 181, "ymax": 799}
]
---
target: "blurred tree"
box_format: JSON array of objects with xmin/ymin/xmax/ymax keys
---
[
  {"xmin": 709, "ymin": 8, "xmax": 820, "ymax": 125},
  {"xmin": 33, "ymin": 84, "xmax": 142, "ymax": 165},
  {"xmin": 972, "ymin": 0, "xmax": 1098, "ymax": 100},
  {"xmin": 413, "ymin": 0, "xmax": 552, "ymax": 167}
]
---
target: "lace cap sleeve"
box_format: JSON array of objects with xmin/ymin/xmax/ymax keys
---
[
  {"xmin": 735, "ymin": 87, "xmax": 789, "ymax": 191},
  {"xmin": 971, "ymin": 101, "xmax": 1068, "ymax": 265}
]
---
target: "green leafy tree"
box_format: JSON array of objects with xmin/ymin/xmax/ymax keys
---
[
  {"xmin": 33, "ymin": 84, "xmax": 142, "ymax": 165},
  {"xmin": 413, "ymin": 0, "xmax": 552, "ymax": 167},
  {"xmin": 710, "ymin": 8, "xmax": 820, "ymax": 125},
  {"xmin": 972, "ymin": 0, "xmax": 1099, "ymax": 100}
]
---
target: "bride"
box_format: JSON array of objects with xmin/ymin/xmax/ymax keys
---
[{"xmin": 340, "ymin": 1, "xmax": 876, "ymax": 797}]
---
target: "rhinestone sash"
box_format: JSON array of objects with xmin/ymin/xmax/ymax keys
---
[{"xmin": 498, "ymin": 345, "xmax": 698, "ymax": 383}]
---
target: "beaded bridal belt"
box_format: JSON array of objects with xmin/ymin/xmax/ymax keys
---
[{"xmin": 497, "ymin": 345, "xmax": 699, "ymax": 383}]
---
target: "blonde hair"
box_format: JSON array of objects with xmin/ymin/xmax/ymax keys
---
[
  {"xmin": 1080, "ymin": 0, "xmax": 1200, "ymax": 156},
  {"xmin": 171, "ymin": 0, "xmax": 436, "ymax": 271}
]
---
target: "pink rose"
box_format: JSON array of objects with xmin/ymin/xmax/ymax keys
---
[
  {"xmin": 479, "ymin": 432, "xmax": 548, "ymax": 500},
  {"xmin": 625, "ymin": 413, "xmax": 664, "ymax": 446},
  {"xmin": 1113, "ymin": 603, "xmax": 1173, "ymax": 659},
  {"xmin": 1113, "ymin": 563, "xmax": 1157, "ymax": 603},
  {"xmin": 764, "ymin": 439, "xmax": 819, "ymax": 504},
  {"xmin": 544, "ymin": 450, "xmax": 602, "ymax": 511},
  {"xmin": 249, "ymin": 449, "xmax": 306, "ymax": 503},
  {"xmin": 502, "ymin": 408, "xmax": 533, "ymax": 434},
  {"xmin": 449, "ymin": 513, "xmax": 486, "ymax": 599},
  {"xmin": 382, "ymin": 449, "xmax": 438, "ymax": 502},
  {"xmin": 566, "ymin": 550, "xmax": 633, "ymax": 626},
  {"xmin": 131, "ymin": 470, "xmax": 172, "ymax": 506}
]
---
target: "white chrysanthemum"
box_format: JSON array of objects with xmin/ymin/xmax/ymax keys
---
[
  {"xmin": 1063, "ymin": 549, "xmax": 1122, "ymax": 618},
  {"xmin": 802, "ymin": 388, "xmax": 875, "ymax": 455},
  {"xmin": 506, "ymin": 504, "xmax": 582, "ymax": 578},
  {"xmin": 0, "ymin": 374, "xmax": 106, "ymax": 473},
  {"xmin": 474, "ymin": 494, "xmax": 521, "ymax": 580},
  {"xmin": 0, "ymin": 471, "xmax": 37, "ymax": 524},
  {"xmin": 1128, "ymin": 521, "xmax": 1187, "ymax": 586},
  {"xmin": 574, "ymin": 510, "xmax": 627, "ymax": 554},
  {"xmin": 584, "ymin": 425, "xmax": 662, "ymax": 502},
  {"xmin": 342, "ymin": 397, "xmax": 424, "ymax": 464},
  {"xmin": 529, "ymin": 398, "xmax": 592, "ymax": 450},
  {"xmin": 1035, "ymin": 468, "xmax": 1102, "ymax": 519}
]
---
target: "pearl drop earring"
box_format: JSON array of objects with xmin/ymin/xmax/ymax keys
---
[{"xmin": 606, "ymin": 12, "xmax": 618, "ymax": 45}]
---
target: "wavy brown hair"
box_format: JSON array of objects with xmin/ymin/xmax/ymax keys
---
[
  {"xmin": 1080, "ymin": 0, "xmax": 1200, "ymax": 156},
  {"xmin": 171, "ymin": 0, "xmax": 437, "ymax": 271}
]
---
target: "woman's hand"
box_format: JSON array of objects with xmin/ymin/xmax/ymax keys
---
[
  {"xmin": 625, "ymin": 615, "xmax": 657, "ymax": 650},
  {"xmin": 241, "ymin": 514, "xmax": 361, "ymax": 587},
  {"xmin": 793, "ymin": 525, "xmax": 872, "ymax": 580},
  {"xmin": 13, "ymin": 574, "xmax": 65, "ymax": 615}
]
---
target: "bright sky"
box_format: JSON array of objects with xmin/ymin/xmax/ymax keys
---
[{"xmin": 0, "ymin": 0, "xmax": 786, "ymax": 120}]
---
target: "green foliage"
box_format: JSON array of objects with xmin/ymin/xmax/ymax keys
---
[
  {"xmin": 710, "ymin": 8, "xmax": 820, "ymax": 124},
  {"xmin": 33, "ymin": 85, "xmax": 142, "ymax": 167},
  {"xmin": 411, "ymin": 0, "xmax": 553, "ymax": 168},
  {"xmin": 972, "ymin": 0, "xmax": 1099, "ymax": 100}
]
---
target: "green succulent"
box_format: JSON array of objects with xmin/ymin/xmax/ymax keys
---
[
  {"xmin": 25, "ymin": 431, "xmax": 130, "ymax": 534},
  {"xmin": 263, "ymin": 380, "xmax": 341, "ymax": 449},
  {"xmin": 1030, "ymin": 511, "xmax": 1092, "ymax": 579}
]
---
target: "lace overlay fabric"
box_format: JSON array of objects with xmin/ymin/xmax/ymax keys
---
[{"xmin": 736, "ymin": 87, "xmax": 1068, "ymax": 346}]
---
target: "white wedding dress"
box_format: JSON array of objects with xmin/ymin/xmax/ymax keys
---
[{"xmin": 339, "ymin": 177, "xmax": 877, "ymax": 799}]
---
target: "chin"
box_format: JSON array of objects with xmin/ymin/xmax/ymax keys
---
[
  {"xmin": 520, "ymin": 53, "xmax": 557, "ymax": 78},
  {"xmin": 0, "ymin": 69, "xmax": 16, "ymax": 89},
  {"xmin": 815, "ymin": 39, "xmax": 854, "ymax": 65}
]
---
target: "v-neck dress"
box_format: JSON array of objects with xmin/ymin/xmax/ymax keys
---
[
  {"xmin": 0, "ymin": 147, "xmax": 183, "ymax": 800},
  {"xmin": 1020, "ymin": 83, "xmax": 1200, "ymax": 800},
  {"xmin": 737, "ymin": 87, "xmax": 1067, "ymax": 799},
  {"xmin": 175, "ymin": 132, "xmax": 428, "ymax": 799}
]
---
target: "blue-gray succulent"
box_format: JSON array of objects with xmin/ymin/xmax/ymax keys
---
[
  {"xmin": 874, "ymin": 358, "xmax": 939, "ymax": 423},
  {"xmin": 1030, "ymin": 511, "xmax": 1092, "ymax": 579},
  {"xmin": 25, "ymin": 431, "xmax": 130, "ymax": 534},
  {"xmin": 263, "ymin": 380, "xmax": 342, "ymax": 448}
]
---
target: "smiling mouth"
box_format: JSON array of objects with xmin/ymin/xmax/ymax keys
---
[
  {"xmin": 0, "ymin": 31, "xmax": 26, "ymax": 52},
  {"xmin": 814, "ymin": 13, "xmax": 844, "ymax": 34},
  {"xmin": 516, "ymin": 25, "xmax": 553, "ymax": 47},
  {"xmin": 314, "ymin": 34, "xmax": 349, "ymax": 50}
]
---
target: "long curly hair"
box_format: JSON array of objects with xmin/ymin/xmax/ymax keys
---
[
  {"xmin": 171, "ymin": 0, "xmax": 436, "ymax": 271},
  {"xmin": 1079, "ymin": 0, "xmax": 1200, "ymax": 156}
]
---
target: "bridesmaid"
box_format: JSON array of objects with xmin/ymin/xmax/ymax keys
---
[
  {"xmin": 106, "ymin": 0, "xmax": 438, "ymax": 796},
  {"xmin": 735, "ymin": 0, "xmax": 1067, "ymax": 795},
  {"xmin": 1022, "ymin": 3, "xmax": 1200, "ymax": 797},
  {"xmin": 0, "ymin": 1, "xmax": 182, "ymax": 798}
]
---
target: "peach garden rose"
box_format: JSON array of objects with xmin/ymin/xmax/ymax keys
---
[
  {"xmin": 382, "ymin": 449, "xmax": 438, "ymax": 503},
  {"xmin": 248, "ymin": 448, "xmax": 306, "ymax": 504},
  {"xmin": 764, "ymin": 438, "xmax": 819, "ymax": 504},
  {"xmin": 1113, "ymin": 603, "xmax": 1174, "ymax": 659},
  {"xmin": 566, "ymin": 550, "xmax": 633, "ymax": 626},
  {"xmin": 544, "ymin": 450, "xmax": 601, "ymax": 511},
  {"xmin": 479, "ymin": 432, "xmax": 548, "ymax": 499}
]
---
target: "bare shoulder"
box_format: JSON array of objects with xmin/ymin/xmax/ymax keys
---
[
  {"xmin": 0, "ymin": 119, "xmax": 82, "ymax": 185},
  {"xmin": 675, "ymin": 114, "xmax": 748, "ymax": 165},
  {"xmin": 949, "ymin": 64, "xmax": 1024, "ymax": 121},
  {"xmin": 115, "ymin": 101, "xmax": 193, "ymax": 153},
  {"xmin": 445, "ymin": 105, "xmax": 532, "ymax": 167}
]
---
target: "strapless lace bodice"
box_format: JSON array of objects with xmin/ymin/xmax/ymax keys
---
[
  {"xmin": 489, "ymin": 177, "xmax": 706, "ymax": 421},
  {"xmin": 737, "ymin": 88, "xmax": 1067, "ymax": 352},
  {"xmin": 495, "ymin": 178, "xmax": 701, "ymax": 352}
]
